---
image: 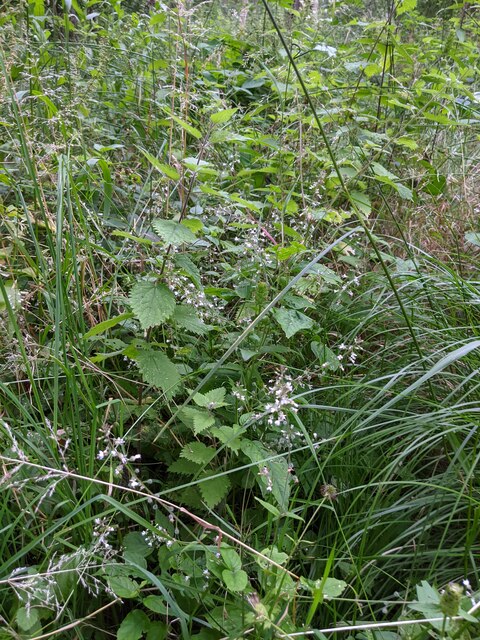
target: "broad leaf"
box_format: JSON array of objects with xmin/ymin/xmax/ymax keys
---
[
  {"xmin": 273, "ymin": 308, "xmax": 313, "ymax": 338},
  {"xmin": 180, "ymin": 442, "xmax": 216, "ymax": 464},
  {"xmin": 134, "ymin": 349, "xmax": 181, "ymax": 396},
  {"xmin": 139, "ymin": 148, "xmax": 180, "ymax": 180},
  {"xmin": 117, "ymin": 609, "xmax": 150, "ymax": 640},
  {"xmin": 143, "ymin": 595, "xmax": 168, "ymax": 615},
  {"xmin": 222, "ymin": 568, "xmax": 248, "ymax": 592},
  {"xmin": 397, "ymin": 0, "xmax": 417, "ymax": 15},
  {"xmin": 108, "ymin": 576, "xmax": 140, "ymax": 599},
  {"xmin": 173, "ymin": 305, "xmax": 210, "ymax": 335},
  {"xmin": 152, "ymin": 219, "xmax": 197, "ymax": 245},
  {"xmin": 210, "ymin": 108, "xmax": 238, "ymax": 123},
  {"xmin": 194, "ymin": 387, "xmax": 228, "ymax": 408},
  {"xmin": 129, "ymin": 281, "xmax": 175, "ymax": 329},
  {"xmin": 199, "ymin": 473, "xmax": 231, "ymax": 508},
  {"xmin": 178, "ymin": 406, "xmax": 215, "ymax": 434},
  {"xmin": 16, "ymin": 607, "xmax": 39, "ymax": 632}
]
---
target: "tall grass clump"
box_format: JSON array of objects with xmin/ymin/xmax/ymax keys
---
[{"xmin": 0, "ymin": 0, "xmax": 479, "ymax": 638}]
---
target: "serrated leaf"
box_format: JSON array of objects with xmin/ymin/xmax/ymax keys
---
[
  {"xmin": 168, "ymin": 458, "xmax": 201, "ymax": 474},
  {"xmin": 194, "ymin": 387, "xmax": 228, "ymax": 408},
  {"xmin": 273, "ymin": 308, "xmax": 313, "ymax": 338},
  {"xmin": 117, "ymin": 609, "xmax": 150, "ymax": 640},
  {"xmin": 180, "ymin": 442, "xmax": 216, "ymax": 464},
  {"xmin": 173, "ymin": 305, "xmax": 211, "ymax": 335},
  {"xmin": 139, "ymin": 148, "xmax": 180, "ymax": 180},
  {"xmin": 210, "ymin": 108, "xmax": 238, "ymax": 123},
  {"xmin": 108, "ymin": 576, "xmax": 140, "ymax": 599},
  {"xmin": 199, "ymin": 473, "xmax": 231, "ymax": 508},
  {"xmin": 129, "ymin": 281, "xmax": 175, "ymax": 329},
  {"xmin": 152, "ymin": 219, "xmax": 197, "ymax": 245},
  {"xmin": 222, "ymin": 568, "xmax": 248, "ymax": 592},
  {"xmin": 134, "ymin": 349, "xmax": 181, "ymax": 396},
  {"xmin": 16, "ymin": 607, "xmax": 39, "ymax": 632},
  {"xmin": 178, "ymin": 406, "xmax": 215, "ymax": 434},
  {"xmin": 211, "ymin": 425, "xmax": 243, "ymax": 452},
  {"xmin": 174, "ymin": 254, "xmax": 201, "ymax": 287}
]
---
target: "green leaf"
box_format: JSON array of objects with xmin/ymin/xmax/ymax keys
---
[
  {"xmin": 108, "ymin": 576, "xmax": 141, "ymax": 599},
  {"xmin": 146, "ymin": 622, "xmax": 168, "ymax": 640},
  {"xmin": 123, "ymin": 532, "xmax": 152, "ymax": 564},
  {"xmin": 168, "ymin": 113, "xmax": 202, "ymax": 139},
  {"xmin": 194, "ymin": 387, "xmax": 228, "ymax": 408},
  {"xmin": 300, "ymin": 576, "xmax": 347, "ymax": 599},
  {"xmin": 182, "ymin": 217, "xmax": 203, "ymax": 233},
  {"xmin": 396, "ymin": 0, "xmax": 417, "ymax": 16},
  {"xmin": 129, "ymin": 281, "xmax": 175, "ymax": 329},
  {"xmin": 211, "ymin": 425, "xmax": 244, "ymax": 452},
  {"xmin": 221, "ymin": 548, "xmax": 242, "ymax": 571},
  {"xmin": 465, "ymin": 232, "xmax": 480, "ymax": 247},
  {"xmin": 84, "ymin": 312, "xmax": 134, "ymax": 339},
  {"xmin": 322, "ymin": 577, "xmax": 348, "ymax": 599},
  {"xmin": 134, "ymin": 349, "xmax": 181, "ymax": 396},
  {"xmin": 139, "ymin": 148, "xmax": 180, "ymax": 180},
  {"xmin": 222, "ymin": 568, "xmax": 248, "ymax": 592},
  {"xmin": 173, "ymin": 305, "xmax": 211, "ymax": 335},
  {"xmin": 143, "ymin": 595, "xmax": 168, "ymax": 615},
  {"xmin": 311, "ymin": 341, "xmax": 340, "ymax": 371},
  {"xmin": 273, "ymin": 308, "xmax": 313, "ymax": 338},
  {"xmin": 117, "ymin": 609, "xmax": 150, "ymax": 640},
  {"xmin": 16, "ymin": 606, "xmax": 39, "ymax": 632},
  {"xmin": 241, "ymin": 441, "xmax": 291, "ymax": 510},
  {"xmin": 210, "ymin": 108, "xmax": 238, "ymax": 123},
  {"xmin": 395, "ymin": 136, "xmax": 418, "ymax": 150},
  {"xmin": 174, "ymin": 254, "xmax": 202, "ymax": 287},
  {"xmin": 180, "ymin": 442, "xmax": 216, "ymax": 464},
  {"xmin": 152, "ymin": 219, "xmax": 197, "ymax": 245},
  {"xmin": 168, "ymin": 458, "xmax": 201, "ymax": 475},
  {"xmin": 257, "ymin": 546, "xmax": 289, "ymax": 568},
  {"xmin": 199, "ymin": 473, "xmax": 231, "ymax": 508},
  {"xmin": 416, "ymin": 580, "xmax": 440, "ymax": 604},
  {"xmin": 350, "ymin": 190, "xmax": 371, "ymax": 216},
  {"xmin": 178, "ymin": 406, "xmax": 215, "ymax": 434}
]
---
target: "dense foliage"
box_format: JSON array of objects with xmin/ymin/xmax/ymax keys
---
[{"xmin": 0, "ymin": 0, "xmax": 479, "ymax": 638}]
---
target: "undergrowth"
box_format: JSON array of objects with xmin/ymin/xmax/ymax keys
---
[{"xmin": 0, "ymin": 0, "xmax": 479, "ymax": 638}]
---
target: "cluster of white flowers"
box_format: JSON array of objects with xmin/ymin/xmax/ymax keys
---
[
  {"xmin": 140, "ymin": 526, "xmax": 173, "ymax": 548},
  {"xmin": 164, "ymin": 271, "xmax": 216, "ymax": 321},
  {"xmin": 96, "ymin": 424, "xmax": 141, "ymax": 483},
  {"xmin": 93, "ymin": 517, "xmax": 117, "ymax": 554}
]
